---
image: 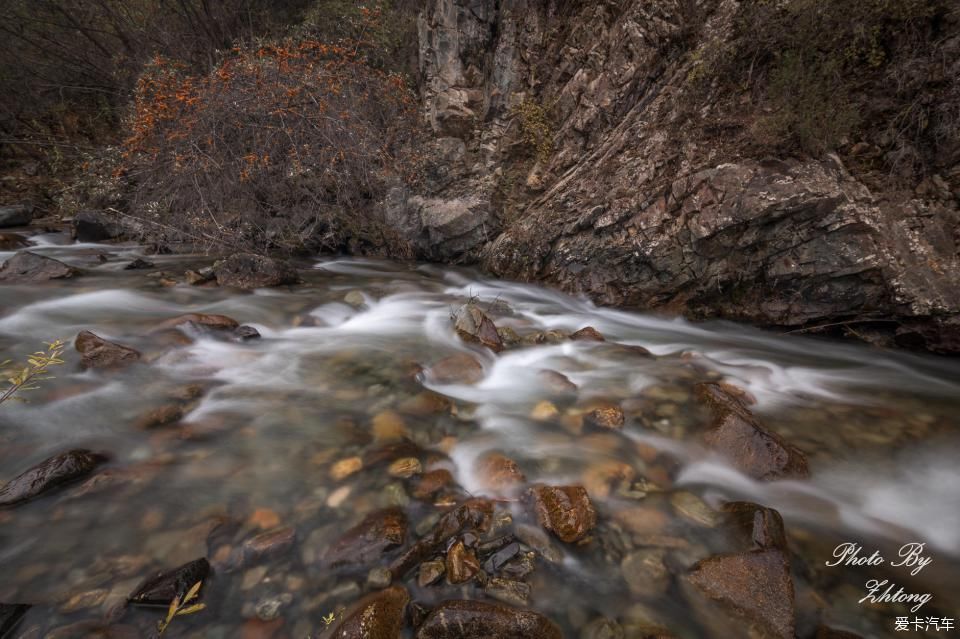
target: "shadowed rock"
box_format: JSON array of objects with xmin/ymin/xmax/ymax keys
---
[
  {"xmin": 323, "ymin": 507, "xmax": 407, "ymax": 570},
  {"xmin": 0, "ymin": 233, "xmax": 28, "ymax": 250},
  {"xmin": 75, "ymin": 331, "xmax": 141, "ymax": 370},
  {"xmin": 695, "ymin": 383, "xmax": 808, "ymax": 480},
  {"xmin": 0, "ymin": 205, "xmax": 33, "ymax": 228},
  {"xmin": 0, "ymin": 603, "xmax": 30, "ymax": 637},
  {"xmin": 128, "ymin": 558, "xmax": 210, "ymax": 606},
  {"xmin": 390, "ymin": 499, "xmax": 492, "ymax": 579},
  {"xmin": 0, "ymin": 251, "xmax": 78, "ymax": 282},
  {"xmin": 415, "ymin": 600, "xmax": 562, "ymax": 639},
  {"xmin": 0, "ymin": 449, "xmax": 109, "ymax": 507},
  {"xmin": 213, "ymin": 253, "xmax": 299, "ymax": 289}
]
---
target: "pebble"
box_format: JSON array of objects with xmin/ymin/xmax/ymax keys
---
[
  {"xmin": 388, "ymin": 457, "xmax": 422, "ymax": 478},
  {"xmin": 418, "ymin": 560, "xmax": 445, "ymax": 586},
  {"xmin": 330, "ymin": 457, "xmax": 363, "ymax": 481},
  {"xmin": 367, "ymin": 567, "xmax": 393, "ymax": 589},
  {"xmin": 327, "ymin": 486, "xmax": 352, "ymax": 508},
  {"xmin": 372, "ymin": 410, "xmax": 410, "ymax": 443},
  {"xmin": 255, "ymin": 593, "xmax": 292, "ymax": 621},
  {"xmin": 621, "ymin": 549, "xmax": 670, "ymax": 597},
  {"xmin": 530, "ymin": 400, "xmax": 560, "ymax": 421}
]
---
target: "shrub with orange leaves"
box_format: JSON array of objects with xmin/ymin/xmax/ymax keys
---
[{"xmin": 118, "ymin": 36, "xmax": 420, "ymax": 254}]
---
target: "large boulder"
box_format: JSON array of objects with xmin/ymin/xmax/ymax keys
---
[
  {"xmin": 0, "ymin": 449, "xmax": 109, "ymax": 506},
  {"xmin": 213, "ymin": 253, "xmax": 299, "ymax": 289},
  {"xmin": 75, "ymin": 331, "xmax": 141, "ymax": 370},
  {"xmin": 695, "ymin": 383, "xmax": 809, "ymax": 480},
  {"xmin": 0, "ymin": 251, "xmax": 78, "ymax": 282},
  {"xmin": 415, "ymin": 600, "xmax": 562, "ymax": 639},
  {"xmin": 0, "ymin": 204, "xmax": 33, "ymax": 228},
  {"xmin": 72, "ymin": 210, "xmax": 126, "ymax": 242},
  {"xmin": 327, "ymin": 586, "xmax": 409, "ymax": 639}
]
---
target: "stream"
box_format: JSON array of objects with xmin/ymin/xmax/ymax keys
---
[{"xmin": 1, "ymin": 232, "xmax": 959, "ymax": 638}]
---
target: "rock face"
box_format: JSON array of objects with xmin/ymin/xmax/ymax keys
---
[
  {"xmin": 695, "ymin": 383, "xmax": 808, "ymax": 480},
  {"xmin": 213, "ymin": 253, "xmax": 299, "ymax": 288},
  {"xmin": 387, "ymin": 0, "xmax": 960, "ymax": 353},
  {"xmin": 0, "ymin": 204, "xmax": 33, "ymax": 228},
  {"xmin": 415, "ymin": 600, "xmax": 562, "ymax": 639},
  {"xmin": 685, "ymin": 502, "xmax": 796, "ymax": 639},
  {"xmin": 0, "ymin": 251, "xmax": 78, "ymax": 282},
  {"xmin": 75, "ymin": 331, "xmax": 142, "ymax": 370},
  {"xmin": 0, "ymin": 449, "xmax": 109, "ymax": 506},
  {"xmin": 328, "ymin": 586, "xmax": 409, "ymax": 639},
  {"xmin": 529, "ymin": 485, "xmax": 596, "ymax": 543}
]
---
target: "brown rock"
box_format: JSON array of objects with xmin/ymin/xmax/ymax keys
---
[
  {"xmin": 686, "ymin": 549, "xmax": 795, "ymax": 639},
  {"xmin": 75, "ymin": 331, "xmax": 141, "ymax": 370},
  {"xmin": 622, "ymin": 549, "xmax": 670, "ymax": 597},
  {"xmin": 413, "ymin": 468, "xmax": 455, "ymax": 499},
  {"xmin": 328, "ymin": 586, "xmax": 409, "ymax": 639},
  {"xmin": 584, "ymin": 403, "xmax": 625, "ymax": 430},
  {"xmin": 388, "ymin": 457, "xmax": 423, "ymax": 478},
  {"xmin": 152, "ymin": 313, "xmax": 239, "ymax": 332},
  {"xmin": 248, "ymin": 508, "xmax": 281, "ymax": 530},
  {"xmin": 390, "ymin": 499, "xmax": 493, "ymax": 578},
  {"xmin": 425, "ymin": 353, "xmax": 484, "ymax": 384},
  {"xmin": 330, "ymin": 457, "xmax": 363, "ymax": 481},
  {"xmin": 722, "ymin": 502, "xmax": 788, "ymax": 551},
  {"xmin": 213, "ymin": 253, "xmax": 299, "ymax": 289},
  {"xmin": 0, "ymin": 233, "xmax": 28, "ymax": 250},
  {"xmin": 415, "ymin": 600, "xmax": 562, "ymax": 639},
  {"xmin": 242, "ymin": 526, "xmax": 296, "ymax": 563},
  {"xmin": 695, "ymin": 383, "xmax": 808, "ymax": 480},
  {"xmin": 537, "ymin": 369, "xmax": 578, "ymax": 393},
  {"xmin": 474, "ymin": 453, "xmax": 525, "ymax": 491},
  {"xmin": 570, "ymin": 326, "xmax": 605, "ymax": 341},
  {"xmin": 582, "ymin": 460, "xmax": 635, "ymax": 500},
  {"xmin": 134, "ymin": 404, "xmax": 184, "ymax": 429},
  {"xmin": 529, "ymin": 485, "xmax": 597, "ymax": 543},
  {"xmin": 445, "ymin": 540, "xmax": 481, "ymax": 583},
  {"xmin": 0, "ymin": 251, "xmax": 78, "ymax": 282},
  {"xmin": 452, "ymin": 303, "xmax": 503, "ymax": 352},
  {"xmin": 613, "ymin": 505, "xmax": 669, "ymax": 536},
  {"xmin": 0, "ymin": 449, "xmax": 109, "ymax": 506},
  {"xmin": 324, "ymin": 507, "xmax": 407, "ymax": 569},
  {"xmin": 372, "ymin": 411, "xmax": 410, "ymax": 443}
]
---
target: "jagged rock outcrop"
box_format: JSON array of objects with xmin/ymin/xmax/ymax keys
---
[{"xmin": 399, "ymin": 0, "xmax": 960, "ymax": 352}]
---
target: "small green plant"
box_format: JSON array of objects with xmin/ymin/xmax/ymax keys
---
[
  {"xmin": 157, "ymin": 581, "xmax": 206, "ymax": 635},
  {"xmin": 0, "ymin": 340, "xmax": 66, "ymax": 406}
]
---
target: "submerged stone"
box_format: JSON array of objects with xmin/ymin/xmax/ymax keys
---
[
  {"xmin": 0, "ymin": 449, "xmax": 109, "ymax": 506},
  {"xmin": 0, "ymin": 251, "xmax": 78, "ymax": 282},
  {"xmin": 414, "ymin": 600, "xmax": 562, "ymax": 639},
  {"xmin": 128, "ymin": 557, "xmax": 210, "ymax": 606}
]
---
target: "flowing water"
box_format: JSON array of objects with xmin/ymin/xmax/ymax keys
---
[{"xmin": 1, "ymin": 233, "xmax": 959, "ymax": 638}]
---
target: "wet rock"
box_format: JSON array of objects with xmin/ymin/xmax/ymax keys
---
[
  {"xmin": 484, "ymin": 577, "xmax": 531, "ymax": 607},
  {"xmin": 248, "ymin": 508, "xmax": 281, "ymax": 530},
  {"xmin": 323, "ymin": 507, "xmax": 407, "ymax": 570},
  {"xmin": 496, "ymin": 326, "xmax": 521, "ymax": 347},
  {"xmin": 670, "ymin": 492, "xmax": 719, "ymax": 528},
  {"xmin": 128, "ymin": 557, "xmax": 210, "ymax": 606},
  {"xmin": 530, "ymin": 400, "xmax": 560, "ymax": 421},
  {"xmin": 614, "ymin": 505, "xmax": 670, "ymax": 536},
  {"xmin": 213, "ymin": 253, "xmax": 299, "ymax": 289},
  {"xmin": 481, "ymin": 541, "xmax": 521, "ymax": 572},
  {"xmin": 134, "ymin": 404, "xmax": 183, "ymax": 429},
  {"xmin": 184, "ymin": 268, "xmax": 216, "ymax": 285},
  {"xmin": 153, "ymin": 313, "xmax": 240, "ymax": 332},
  {"xmin": 233, "ymin": 325, "xmax": 261, "ymax": 341},
  {"xmin": 0, "ymin": 603, "xmax": 30, "ymax": 637},
  {"xmin": 390, "ymin": 499, "xmax": 493, "ymax": 578},
  {"xmin": 570, "ymin": 326, "xmax": 605, "ymax": 342},
  {"xmin": 372, "ymin": 411, "xmax": 410, "ymax": 443},
  {"xmin": 722, "ymin": 502, "xmax": 788, "ymax": 551},
  {"xmin": 256, "ymin": 594, "xmax": 292, "ymax": 621},
  {"xmin": 0, "ymin": 449, "xmax": 109, "ymax": 506},
  {"xmin": 686, "ymin": 549, "xmax": 795, "ymax": 639},
  {"xmin": 445, "ymin": 540, "xmax": 481, "ymax": 584},
  {"xmin": 424, "ymin": 353, "xmax": 485, "ymax": 384},
  {"xmin": 580, "ymin": 617, "xmax": 625, "ymax": 639},
  {"xmin": 418, "ymin": 560, "xmax": 445, "ymax": 586},
  {"xmin": 344, "ymin": 290, "xmax": 366, "ymax": 307},
  {"xmin": 474, "ymin": 453, "xmax": 525, "ymax": 491},
  {"xmin": 330, "ymin": 457, "xmax": 363, "ymax": 481},
  {"xmin": 582, "ymin": 461, "xmax": 635, "ymax": 500},
  {"xmin": 413, "ymin": 469, "xmax": 454, "ymax": 500},
  {"xmin": 328, "ymin": 586, "xmax": 409, "ymax": 639},
  {"xmin": 513, "ymin": 524, "xmax": 563, "ymax": 563},
  {"xmin": 537, "ymin": 369, "xmax": 578, "ymax": 393},
  {"xmin": 367, "ymin": 567, "xmax": 393, "ymax": 589},
  {"xmin": 123, "ymin": 258, "xmax": 154, "ymax": 270},
  {"xmin": 452, "ymin": 303, "xmax": 503, "ymax": 352},
  {"xmin": 695, "ymin": 383, "xmax": 809, "ymax": 480},
  {"xmin": 0, "ymin": 251, "xmax": 78, "ymax": 282},
  {"xmin": 242, "ymin": 526, "xmax": 296, "ymax": 564},
  {"xmin": 0, "ymin": 204, "xmax": 33, "ymax": 228},
  {"xmin": 584, "ymin": 403, "xmax": 625, "ymax": 430},
  {"xmin": 75, "ymin": 331, "xmax": 141, "ymax": 370},
  {"xmin": 415, "ymin": 600, "xmax": 562, "ymax": 639},
  {"xmin": 0, "ymin": 232, "xmax": 28, "ymax": 250},
  {"xmin": 62, "ymin": 589, "xmax": 109, "ymax": 613},
  {"xmin": 621, "ymin": 549, "xmax": 670, "ymax": 597},
  {"xmin": 388, "ymin": 457, "xmax": 422, "ymax": 478},
  {"xmin": 529, "ymin": 485, "xmax": 597, "ymax": 543},
  {"xmin": 72, "ymin": 210, "xmax": 124, "ymax": 241},
  {"xmin": 521, "ymin": 329, "xmax": 569, "ymax": 345}
]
